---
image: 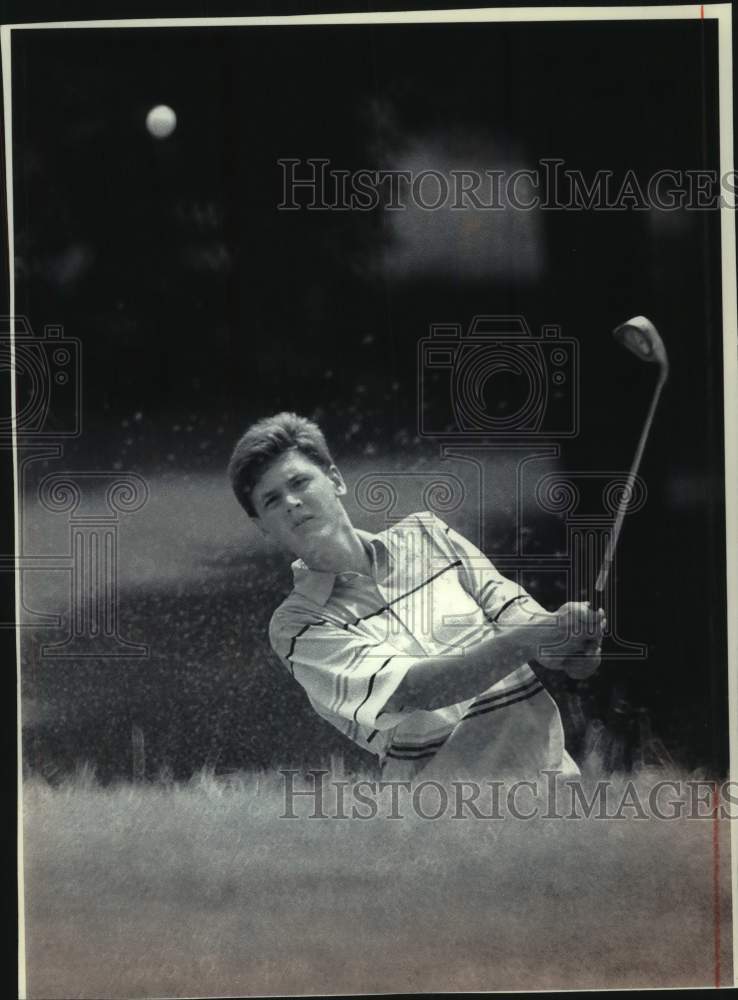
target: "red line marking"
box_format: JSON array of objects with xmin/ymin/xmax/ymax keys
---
[
  {"xmin": 712, "ymin": 781, "xmax": 721, "ymax": 989},
  {"xmin": 700, "ymin": 4, "xmax": 704, "ymax": 17}
]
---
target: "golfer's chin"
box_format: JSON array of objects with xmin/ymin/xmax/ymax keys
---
[{"xmin": 291, "ymin": 519, "xmax": 330, "ymax": 559}]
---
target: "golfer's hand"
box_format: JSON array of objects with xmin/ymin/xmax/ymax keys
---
[
  {"xmin": 549, "ymin": 601, "xmax": 605, "ymax": 647},
  {"xmin": 538, "ymin": 603, "xmax": 606, "ymax": 679},
  {"xmin": 557, "ymin": 636, "xmax": 603, "ymax": 679}
]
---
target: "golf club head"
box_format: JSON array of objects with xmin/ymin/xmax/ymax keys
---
[{"xmin": 613, "ymin": 316, "xmax": 669, "ymax": 375}]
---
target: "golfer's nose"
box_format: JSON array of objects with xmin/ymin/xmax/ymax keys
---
[{"xmin": 285, "ymin": 492, "xmax": 302, "ymax": 510}]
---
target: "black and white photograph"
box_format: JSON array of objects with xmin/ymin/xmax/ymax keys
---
[{"xmin": 3, "ymin": 3, "xmax": 737, "ymax": 996}]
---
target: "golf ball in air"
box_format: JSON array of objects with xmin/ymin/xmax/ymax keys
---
[{"xmin": 146, "ymin": 105, "xmax": 177, "ymax": 139}]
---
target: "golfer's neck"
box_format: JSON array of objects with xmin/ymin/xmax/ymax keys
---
[{"xmin": 304, "ymin": 524, "xmax": 371, "ymax": 576}]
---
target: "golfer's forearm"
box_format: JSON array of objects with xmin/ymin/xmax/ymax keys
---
[{"xmin": 390, "ymin": 616, "xmax": 558, "ymax": 711}]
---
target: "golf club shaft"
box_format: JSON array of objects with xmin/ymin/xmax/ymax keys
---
[{"xmin": 593, "ymin": 370, "xmax": 668, "ymax": 601}]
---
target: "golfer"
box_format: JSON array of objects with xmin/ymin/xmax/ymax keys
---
[{"xmin": 228, "ymin": 412, "xmax": 605, "ymax": 782}]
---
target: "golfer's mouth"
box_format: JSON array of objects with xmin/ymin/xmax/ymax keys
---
[{"xmin": 294, "ymin": 515, "xmax": 316, "ymax": 530}]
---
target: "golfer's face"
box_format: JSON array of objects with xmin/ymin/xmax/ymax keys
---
[{"xmin": 251, "ymin": 450, "xmax": 347, "ymax": 558}]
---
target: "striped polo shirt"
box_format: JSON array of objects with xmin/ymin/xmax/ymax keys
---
[{"xmin": 269, "ymin": 511, "xmax": 576, "ymax": 781}]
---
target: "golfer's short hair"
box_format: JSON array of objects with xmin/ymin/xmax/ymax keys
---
[{"xmin": 228, "ymin": 412, "xmax": 335, "ymax": 517}]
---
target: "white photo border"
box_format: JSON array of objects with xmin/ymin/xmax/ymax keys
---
[{"xmin": 2, "ymin": 5, "xmax": 735, "ymax": 995}]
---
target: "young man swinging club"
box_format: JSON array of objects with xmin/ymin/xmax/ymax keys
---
[{"xmin": 228, "ymin": 412, "xmax": 606, "ymax": 783}]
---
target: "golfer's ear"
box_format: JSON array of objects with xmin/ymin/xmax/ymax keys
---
[{"xmin": 328, "ymin": 464, "xmax": 347, "ymax": 496}]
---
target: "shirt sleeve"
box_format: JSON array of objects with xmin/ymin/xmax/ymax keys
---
[
  {"xmin": 426, "ymin": 513, "xmax": 550, "ymax": 626},
  {"xmin": 269, "ymin": 608, "xmax": 416, "ymax": 732}
]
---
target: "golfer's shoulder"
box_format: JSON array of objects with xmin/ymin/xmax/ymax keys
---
[
  {"xmin": 268, "ymin": 592, "xmax": 329, "ymax": 655},
  {"xmin": 386, "ymin": 509, "xmax": 452, "ymax": 539},
  {"xmin": 383, "ymin": 510, "xmax": 456, "ymax": 552}
]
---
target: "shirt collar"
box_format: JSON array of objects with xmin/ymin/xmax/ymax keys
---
[{"xmin": 290, "ymin": 529, "xmax": 392, "ymax": 606}]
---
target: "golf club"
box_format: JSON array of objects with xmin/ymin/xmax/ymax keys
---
[
  {"xmin": 562, "ymin": 316, "xmax": 668, "ymax": 681},
  {"xmin": 594, "ymin": 315, "xmax": 670, "ymax": 601}
]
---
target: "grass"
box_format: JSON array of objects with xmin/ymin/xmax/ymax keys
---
[{"xmin": 22, "ymin": 762, "xmax": 733, "ymax": 998}]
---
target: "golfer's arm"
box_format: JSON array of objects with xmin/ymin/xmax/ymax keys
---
[{"xmin": 386, "ymin": 613, "xmax": 558, "ymax": 712}]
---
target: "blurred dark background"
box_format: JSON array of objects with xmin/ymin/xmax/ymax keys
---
[{"xmin": 8, "ymin": 14, "xmax": 729, "ymax": 779}]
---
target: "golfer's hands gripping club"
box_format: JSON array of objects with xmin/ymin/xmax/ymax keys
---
[{"xmin": 538, "ymin": 602, "xmax": 607, "ymax": 680}]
